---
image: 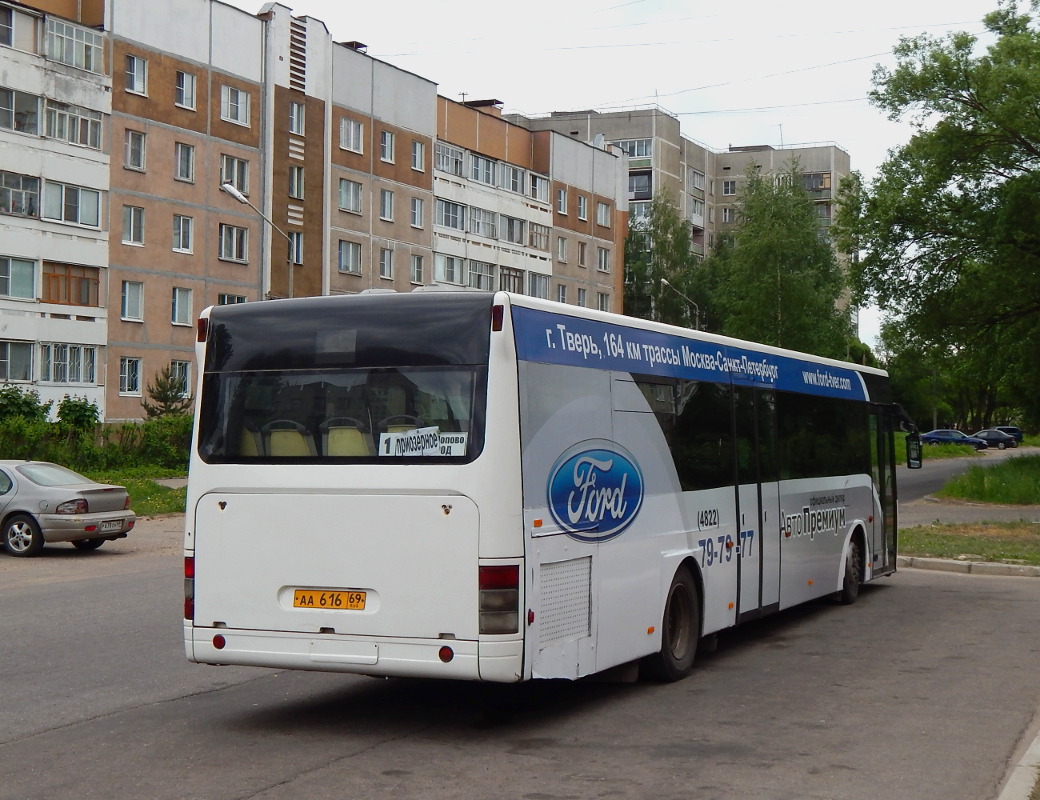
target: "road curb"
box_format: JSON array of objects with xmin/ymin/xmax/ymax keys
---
[{"xmin": 898, "ymin": 555, "xmax": 1040, "ymax": 578}]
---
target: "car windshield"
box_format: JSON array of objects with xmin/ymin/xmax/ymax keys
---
[{"xmin": 16, "ymin": 463, "xmax": 90, "ymax": 486}]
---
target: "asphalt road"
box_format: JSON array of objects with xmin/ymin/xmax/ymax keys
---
[{"xmin": 2, "ymin": 513, "xmax": 1040, "ymax": 800}]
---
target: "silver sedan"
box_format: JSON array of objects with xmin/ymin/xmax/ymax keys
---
[{"xmin": 0, "ymin": 461, "xmax": 136, "ymax": 557}]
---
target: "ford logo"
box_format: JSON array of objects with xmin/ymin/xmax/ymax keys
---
[{"xmin": 547, "ymin": 444, "xmax": 644, "ymax": 542}]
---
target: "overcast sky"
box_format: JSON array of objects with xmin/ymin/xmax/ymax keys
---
[{"xmin": 226, "ymin": 0, "xmax": 1001, "ymax": 343}]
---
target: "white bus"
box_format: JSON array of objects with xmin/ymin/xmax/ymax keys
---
[{"xmin": 184, "ymin": 291, "xmax": 920, "ymax": 682}]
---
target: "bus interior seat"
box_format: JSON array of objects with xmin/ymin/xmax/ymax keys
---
[
  {"xmin": 240, "ymin": 424, "xmax": 263, "ymax": 457},
  {"xmin": 378, "ymin": 415, "xmax": 425, "ymax": 434},
  {"xmin": 262, "ymin": 419, "xmax": 317, "ymax": 457},
  {"xmin": 320, "ymin": 417, "xmax": 372, "ymax": 456}
]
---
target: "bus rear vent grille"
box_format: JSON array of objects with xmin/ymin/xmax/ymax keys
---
[{"xmin": 538, "ymin": 557, "xmax": 591, "ymax": 646}]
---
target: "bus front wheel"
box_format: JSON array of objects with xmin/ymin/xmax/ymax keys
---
[{"xmin": 643, "ymin": 567, "xmax": 700, "ymax": 682}]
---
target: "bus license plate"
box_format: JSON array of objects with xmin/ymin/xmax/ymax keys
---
[{"xmin": 293, "ymin": 589, "xmax": 366, "ymax": 610}]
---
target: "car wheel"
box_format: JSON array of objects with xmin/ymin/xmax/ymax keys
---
[
  {"xmin": 997, "ymin": 442, "xmax": 1007, "ymax": 450},
  {"xmin": 71, "ymin": 538, "xmax": 105, "ymax": 551},
  {"xmin": 3, "ymin": 514, "xmax": 45, "ymax": 557}
]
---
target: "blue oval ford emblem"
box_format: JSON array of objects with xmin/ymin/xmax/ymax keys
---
[{"xmin": 547, "ymin": 444, "xmax": 644, "ymax": 542}]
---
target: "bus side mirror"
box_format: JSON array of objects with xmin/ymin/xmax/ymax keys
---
[{"xmin": 906, "ymin": 434, "xmax": 922, "ymax": 469}]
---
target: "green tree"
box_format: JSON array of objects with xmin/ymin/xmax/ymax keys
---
[
  {"xmin": 141, "ymin": 365, "xmax": 194, "ymax": 418},
  {"xmin": 703, "ymin": 163, "xmax": 851, "ymax": 359}
]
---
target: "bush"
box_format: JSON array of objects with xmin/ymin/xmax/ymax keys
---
[
  {"xmin": 0, "ymin": 384, "xmax": 51, "ymax": 422},
  {"xmin": 56, "ymin": 395, "xmax": 100, "ymax": 430}
]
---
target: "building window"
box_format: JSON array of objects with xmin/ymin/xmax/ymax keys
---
[
  {"xmin": 556, "ymin": 188, "xmax": 567, "ymax": 214},
  {"xmin": 45, "ymin": 101, "xmax": 102, "ymax": 149},
  {"xmin": 0, "ymin": 8, "xmax": 11, "ymax": 46},
  {"xmin": 410, "ymin": 254, "xmax": 424, "ymax": 284},
  {"xmin": 529, "ymin": 174, "xmax": 549, "ymax": 202},
  {"xmin": 614, "ymin": 139, "xmax": 652, "ymax": 158},
  {"xmin": 556, "ymin": 236, "xmax": 567, "ymax": 263},
  {"xmin": 0, "ymin": 256, "xmax": 34, "ymax": 299},
  {"xmin": 435, "ymin": 254, "xmax": 463, "ymax": 284},
  {"xmin": 379, "ymin": 248, "xmax": 393, "ymax": 279},
  {"xmin": 218, "ymin": 293, "xmax": 247, "ymax": 305},
  {"xmin": 468, "ymin": 260, "xmax": 494, "ymax": 290},
  {"xmin": 119, "ymin": 356, "xmax": 142, "ymax": 395},
  {"xmin": 220, "ymin": 85, "xmax": 250, "ymax": 126},
  {"xmin": 289, "ymin": 101, "xmax": 305, "ymax": 135},
  {"xmin": 597, "ymin": 293, "xmax": 611, "ymax": 312},
  {"xmin": 0, "ymin": 341, "xmax": 32, "ymax": 381},
  {"xmin": 577, "ymin": 288, "xmax": 587, "ymax": 307},
  {"xmin": 688, "ymin": 168, "xmax": 705, "ymax": 191},
  {"xmin": 340, "ymin": 118, "xmax": 363, "ymax": 152},
  {"xmin": 175, "ymin": 71, "xmax": 196, "ymax": 109},
  {"xmin": 435, "ymin": 143, "xmax": 464, "ymax": 176},
  {"xmin": 0, "ymin": 171, "xmax": 39, "ymax": 217},
  {"xmin": 501, "ymin": 164, "xmax": 524, "ymax": 194},
  {"xmin": 528, "ymin": 273, "xmax": 549, "ymax": 299},
  {"xmin": 288, "ymin": 231, "xmax": 303, "ymax": 265},
  {"xmin": 723, "ymin": 180, "xmax": 737, "ymax": 196},
  {"xmin": 124, "ymin": 130, "xmax": 146, "ymax": 170},
  {"xmin": 597, "ymin": 247, "xmax": 611, "ymax": 272},
  {"xmin": 171, "ymin": 287, "xmax": 192, "ymax": 325},
  {"xmin": 42, "ymin": 182, "xmax": 100, "ymax": 227},
  {"xmin": 218, "ymin": 224, "xmax": 248, "ymax": 262},
  {"xmin": 410, "ymin": 197, "xmax": 424, "ymax": 228},
  {"xmin": 499, "ymin": 267, "xmax": 523, "ymax": 293},
  {"xmin": 578, "ymin": 242, "xmax": 587, "ymax": 267},
  {"xmin": 0, "ymin": 88, "xmax": 39, "ymax": 134},
  {"xmin": 125, "ymin": 54, "xmax": 148, "ymax": 95},
  {"xmin": 338, "ymin": 240, "xmax": 361, "ymax": 274},
  {"xmin": 174, "ymin": 142, "xmax": 195, "ymax": 182},
  {"xmin": 577, "ymin": 195, "xmax": 588, "ymax": 221},
  {"xmin": 528, "ymin": 223, "xmax": 550, "ymax": 251},
  {"xmin": 596, "ymin": 201, "xmax": 611, "ymax": 227},
  {"xmin": 121, "ymin": 280, "xmax": 144, "ymax": 321},
  {"xmin": 220, "ymin": 154, "xmax": 248, "ymax": 193},
  {"xmin": 501, "ymin": 215, "xmax": 524, "ymax": 245},
  {"xmin": 42, "ymin": 263, "xmax": 99, "ymax": 307},
  {"xmin": 722, "ymin": 207, "xmax": 737, "ymax": 223},
  {"xmin": 435, "ymin": 199, "xmax": 465, "ymax": 230},
  {"xmin": 470, "ymin": 154, "xmax": 495, "ymax": 185},
  {"xmin": 122, "ymin": 205, "xmax": 144, "ymax": 245},
  {"xmin": 380, "ymin": 130, "xmax": 395, "ymax": 163},
  {"xmin": 170, "ymin": 360, "xmax": 191, "ymax": 397},
  {"xmin": 288, "ymin": 165, "xmax": 304, "ymax": 200},
  {"xmin": 172, "ymin": 215, "xmax": 193, "ymax": 252},
  {"xmin": 469, "ymin": 207, "xmax": 496, "ymax": 238},
  {"xmin": 46, "ymin": 19, "xmax": 103, "ymax": 73},
  {"xmin": 379, "ymin": 189, "xmax": 394, "ymax": 221},
  {"xmin": 556, "ymin": 284, "xmax": 567, "ymax": 304},
  {"xmin": 411, "ymin": 140, "xmax": 425, "ymax": 171},
  {"xmin": 338, "ymin": 179, "xmax": 362, "ymax": 213},
  {"xmin": 41, "ymin": 343, "xmax": 96, "ymax": 384}
]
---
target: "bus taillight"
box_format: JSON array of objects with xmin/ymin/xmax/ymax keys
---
[
  {"xmin": 184, "ymin": 556, "xmax": 195, "ymax": 620},
  {"xmin": 479, "ymin": 564, "xmax": 519, "ymax": 634}
]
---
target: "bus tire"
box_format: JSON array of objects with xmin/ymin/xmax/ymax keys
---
[
  {"xmin": 643, "ymin": 567, "xmax": 700, "ymax": 682},
  {"xmin": 839, "ymin": 538, "xmax": 862, "ymax": 605}
]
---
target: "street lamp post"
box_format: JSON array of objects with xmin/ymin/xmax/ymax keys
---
[
  {"xmin": 660, "ymin": 278, "xmax": 701, "ymax": 331},
  {"xmin": 219, "ymin": 182, "xmax": 295, "ymax": 299}
]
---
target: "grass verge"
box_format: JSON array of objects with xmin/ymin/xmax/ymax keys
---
[
  {"xmin": 85, "ymin": 469, "xmax": 187, "ymax": 517},
  {"xmin": 937, "ymin": 454, "xmax": 1040, "ymax": 504},
  {"xmin": 900, "ymin": 522, "xmax": 1040, "ymax": 566}
]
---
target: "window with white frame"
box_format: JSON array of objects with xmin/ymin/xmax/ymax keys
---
[
  {"xmin": 123, "ymin": 130, "xmax": 145, "ymax": 170},
  {"xmin": 410, "ymin": 197, "xmax": 424, "ymax": 228},
  {"xmin": 691, "ymin": 198, "xmax": 705, "ymax": 218},
  {"xmin": 597, "ymin": 247, "xmax": 610, "ymax": 272},
  {"xmin": 0, "ymin": 340, "xmax": 32, "ymax": 381},
  {"xmin": 434, "ymin": 253, "xmax": 463, "ymax": 284},
  {"xmin": 379, "ymin": 247, "xmax": 393, "ymax": 279},
  {"xmin": 338, "ymin": 179, "xmax": 361, "ymax": 213},
  {"xmin": 289, "ymin": 101, "xmax": 305, "ymax": 135},
  {"xmin": 467, "ymin": 260, "xmax": 494, "ymax": 290},
  {"xmin": 218, "ymin": 224, "xmax": 248, "ymax": 262},
  {"xmin": 288, "ymin": 231, "xmax": 303, "ymax": 265},
  {"xmin": 46, "ymin": 19, "xmax": 102, "ymax": 73},
  {"xmin": 340, "ymin": 117, "xmax": 363, "ymax": 152},
  {"xmin": 170, "ymin": 360, "xmax": 191, "ymax": 397},
  {"xmin": 121, "ymin": 280, "xmax": 143, "ymax": 321},
  {"xmin": 596, "ymin": 201, "xmax": 610, "ymax": 227},
  {"xmin": 556, "ymin": 187, "xmax": 567, "ymax": 214},
  {"xmin": 501, "ymin": 164, "xmax": 524, "ymax": 194},
  {"xmin": 45, "ymin": 101, "xmax": 102, "ymax": 149},
  {"xmin": 597, "ymin": 292, "xmax": 611, "ymax": 312},
  {"xmin": 125, "ymin": 54, "xmax": 147, "ymax": 95},
  {"xmin": 722, "ymin": 206, "xmax": 737, "ymax": 223},
  {"xmin": 529, "ymin": 174, "xmax": 549, "ymax": 202},
  {"xmin": 338, "ymin": 240, "xmax": 361, "ymax": 274},
  {"xmin": 577, "ymin": 195, "xmax": 588, "ymax": 220},
  {"xmin": 175, "ymin": 71, "xmax": 196, "ymax": 109},
  {"xmin": 501, "ymin": 215, "xmax": 524, "ymax": 245},
  {"xmin": 556, "ymin": 283, "xmax": 567, "ymax": 304},
  {"xmin": 40, "ymin": 343, "xmax": 96, "ymax": 384},
  {"xmin": 471, "ymin": 154, "xmax": 495, "ymax": 185},
  {"xmin": 614, "ymin": 139, "xmax": 652, "ymax": 158},
  {"xmin": 630, "ymin": 201, "xmax": 650, "ymax": 221},
  {"xmin": 172, "ymin": 214, "xmax": 193, "ymax": 252},
  {"xmin": 220, "ymin": 154, "xmax": 248, "ymax": 193},
  {"xmin": 288, "ymin": 165, "xmax": 304, "ymax": 199},
  {"xmin": 435, "ymin": 199, "xmax": 465, "ymax": 230},
  {"xmin": 218, "ymin": 293, "xmax": 247, "ymax": 305},
  {"xmin": 577, "ymin": 287, "xmax": 587, "ymax": 307},
  {"xmin": 379, "ymin": 189, "xmax": 394, "ymax": 221},
  {"xmin": 0, "ymin": 8, "xmax": 11, "ymax": 46},
  {"xmin": 722, "ymin": 179, "xmax": 737, "ymax": 196},
  {"xmin": 528, "ymin": 273, "xmax": 549, "ymax": 299},
  {"xmin": 43, "ymin": 182, "xmax": 100, "ymax": 227},
  {"xmin": 122, "ymin": 205, "xmax": 144, "ymax": 245},
  {"xmin": 220, "ymin": 85, "xmax": 250, "ymax": 125},
  {"xmin": 0, "ymin": 256, "xmax": 34, "ymax": 299},
  {"xmin": 380, "ymin": 130, "xmax": 395, "ymax": 162},
  {"xmin": 0, "ymin": 88, "xmax": 39, "ymax": 134},
  {"xmin": 411, "ymin": 140, "xmax": 425, "ymax": 171},
  {"xmin": 0, "ymin": 171, "xmax": 39, "ymax": 217},
  {"xmin": 434, "ymin": 142, "xmax": 464, "ymax": 176},
  {"xmin": 410, "ymin": 254, "xmax": 423, "ymax": 284},
  {"xmin": 556, "ymin": 236, "xmax": 567, "ymax": 263},
  {"xmin": 119, "ymin": 356, "xmax": 142, "ymax": 395},
  {"xmin": 469, "ymin": 207, "xmax": 496, "ymax": 238},
  {"xmin": 171, "ymin": 286, "xmax": 192, "ymax": 325},
  {"xmin": 528, "ymin": 223, "xmax": 550, "ymax": 251},
  {"xmin": 174, "ymin": 142, "xmax": 195, "ymax": 182},
  {"xmin": 688, "ymin": 168, "xmax": 705, "ymax": 191}
]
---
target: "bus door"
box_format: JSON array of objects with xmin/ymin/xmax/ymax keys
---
[
  {"xmin": 870, "ymin": 408, "xmax": 898, "ymax": 575},
  {"xmin": 734, "ymin": 386, "xmax": 781, "ymax": 621}
]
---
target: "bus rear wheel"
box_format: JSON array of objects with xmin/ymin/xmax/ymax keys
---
[
  {"xmin": 839, "ymin": 538, "xmax": 862, "ymax": 605},
  {"xmin": 643, "ymin": 567, "xmax": 700, "ymax": 682}
]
